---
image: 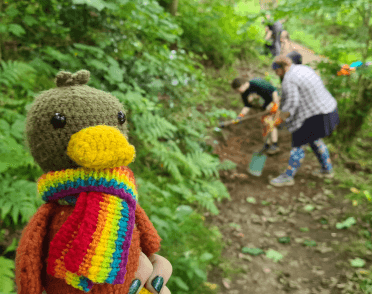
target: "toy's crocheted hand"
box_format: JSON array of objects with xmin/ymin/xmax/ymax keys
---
[{"xmin": 135, "ymin": 204, "xmax": 161, "ymax": 257}]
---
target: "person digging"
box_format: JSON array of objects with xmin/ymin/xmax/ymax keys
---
[
  {"xmin": 230, "ymin": 77, "xmax": 282, "ymax": 155},
  {"xmin": 270, "ymin": 55, "xmax": 340, "ymax": 187}
]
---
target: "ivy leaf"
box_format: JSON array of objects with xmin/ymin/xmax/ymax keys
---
[
  {"xmin": 266, "ymin": 249, "xmax": 283, "ymax": 262},
  {"xmin": 350, "ymin": 258, "xmax": 365, "ymax": 268}
]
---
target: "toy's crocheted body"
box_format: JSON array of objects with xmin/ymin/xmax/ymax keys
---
[{"xmin": 15, "ymin": 70, "xmax": 161, "ymax": 294}]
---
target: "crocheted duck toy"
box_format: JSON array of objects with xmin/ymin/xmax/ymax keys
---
[{"xmin": 15, "ymin": 70, "xmax": 161, "ymax": 294}]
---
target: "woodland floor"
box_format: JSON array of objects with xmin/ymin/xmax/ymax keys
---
[{"xmin": 206, "ymin": 42, "xmax": 372, "ymax": 294}]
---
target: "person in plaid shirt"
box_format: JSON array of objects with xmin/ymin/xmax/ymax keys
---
[{"xmin": 270, "ymin": 55, "xmax": 340, "ymax": 187}]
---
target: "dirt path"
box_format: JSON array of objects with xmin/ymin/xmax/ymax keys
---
[{"xmin": 206, "ymin": 43, "xmax": 371, "ymax": 294}]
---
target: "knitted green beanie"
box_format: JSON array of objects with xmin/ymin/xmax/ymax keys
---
[{"xmin": 25, "ymin": 70, "xmax": 129, "ymax": 172}]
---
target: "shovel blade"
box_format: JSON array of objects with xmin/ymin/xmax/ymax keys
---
[{"xmin": 248, "ymin": 152, "xmax": 267, "ymax": 176}]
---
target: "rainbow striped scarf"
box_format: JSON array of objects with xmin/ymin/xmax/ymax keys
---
[{"xmin": 37, "ymin": 166, "xmax": 138, "ymax": 292}]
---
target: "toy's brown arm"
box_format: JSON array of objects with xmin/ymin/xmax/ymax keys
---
[
  {"xmin": 135, "ymin": 203, "xmax": 161, "ymax": 257},
  {"xmin": 15, "ymin": 203, "xmax": 56, "ymax": 294}
]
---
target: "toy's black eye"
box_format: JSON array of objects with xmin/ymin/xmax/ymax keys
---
[
  {"xmin": 50, "ymin": 113, "xmax": 66, "ymax": 129},
  {"xmin": 118, "ymin": 111, "xmax": 126, "ymax": 125}
]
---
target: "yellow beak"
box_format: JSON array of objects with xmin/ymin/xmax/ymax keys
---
[{"xmin": 67, "ymin": 125, "xmax": 135, "ymax": 169}]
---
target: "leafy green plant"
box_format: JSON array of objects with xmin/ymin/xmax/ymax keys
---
[
  {"xmin": 241, "ymin": 247, "xmax": 264, "ymax": 256},
  {"xmin": 336, "ymin": 217, "xmax": 357, "ymax": 229},
  {"xmin": 0, "ymin": 257, "xmax": 16, "ymax": 294},
  {"xmin": 350, "ymin": 258, "xmax": 366, "ymax": 268},
  {"xmin": 303, "ymin": 240, "xmax": 317, "ymax": 247},
  {"xmin": 278, "ymin": 237, "xmax": 291, "ymax": 244},
  {"xmin": 266, "ymin": 249, "xmax": 283, "ymax": 262}
]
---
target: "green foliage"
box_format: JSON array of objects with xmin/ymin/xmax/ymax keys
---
[
  {"xmin": 0, "ymin": 175, "xmax": 43, "ymax": 226},
  {"xmin": 265, "ymin": 249, "xmax": 283, "ymax": 262},
  {"xmin": 350, "ymin": 258, "xmax": 366, "ymax": 268},
  {"xmin": 0, "ymin": 0, "xmax": 239, "ymax": 292},
  {"xmin": 0, "ymin": 257, "xmax": 16, "ymax": 294},
  {"xmin": 177, "ymin": 0, "xmax": 263, "ymax": 68},
  {"xmin": 303, "ymin": 240, "xmax": 317, "ymax": 247},
  {"xmin": 217, "ymin": 159, "xmax": 237, "ymax": 171},
  {"xmin": 241, "ymin": 247, "xmax": 264, "ymax": 256},
  {"xmin": 278, "ymin": 237, "xmax": 291, "ymax": 244},
  {"xmin": 336, "ymin": 217, "xmax": 357, "ymax": 229}
]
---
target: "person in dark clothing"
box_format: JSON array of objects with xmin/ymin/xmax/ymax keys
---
[
  {"xmin": 263, "ymin": 15, "xmax": 283, "ymax": 56},
  {"xmin": 230, "ymin": 77, "xmax": 281, "ymax": 155}
]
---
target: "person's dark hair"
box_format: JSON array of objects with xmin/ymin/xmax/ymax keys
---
[{"xmin": 231, "ymin": 78, "xmax": 247, "ymax": 89}]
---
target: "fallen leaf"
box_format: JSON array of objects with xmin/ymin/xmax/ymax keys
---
[
  {"xmin": 222, "ymin": 278, "xmax": 231, "ymax": 289},
  {"xmin": 364, "ymin": 190, "xmax": 372, "ymax": 201},
  {"xmin": 352, "ymin": 200, "xmax": 358, "ymax": 206},
  {"xmin": 263, "ymin": 268, "xmax": 271, "ymax": 273},
  {"xmin": 350, "ymin": 187, "xmax": 360, "ymax": 194},
  {"xmin": 204, "ymin": 282, "xmax": 218, "ymax": 290}
]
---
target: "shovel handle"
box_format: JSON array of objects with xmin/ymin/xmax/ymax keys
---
[{"xmin": 219, "ymin": 110, "xmax": 268, "ymax": 128}]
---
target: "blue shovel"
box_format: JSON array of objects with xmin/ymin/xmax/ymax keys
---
[{"xmin": 248, "ymin": 136, "xmax": 270, "ymax": 177}]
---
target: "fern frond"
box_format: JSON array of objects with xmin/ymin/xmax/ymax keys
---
[
  {"xmin": 195, "ymin": 179, "xmax": 230, "ymax": 200},
  {"xmin": 151, "ymin": 142, "xmax": 183, "ymax": 181},
  {"xmin": 195, "ymin": 191, "xmax": 219, "ymax": 215},
  {"xmin": 134, "ymin": 113, "xmax": 177, "ymax": 142},
  {"xmin": 0, "ymin": 60, "xmax": 36, "ymax": 88},
  {"xmin": 186, "ymin": 151, "xmax": 219, "ymax": 178},
  {"xmin": 0, "ymin": 257, "xmax": 15, "ymax": 294},
  {"xmin": 217, "ymin": 159, "xmax": 237, "ymax": 171}
]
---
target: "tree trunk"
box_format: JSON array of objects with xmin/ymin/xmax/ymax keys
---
[{"xmin": 170, "ymin": 0, "xmax": 178, "ymax": 16}]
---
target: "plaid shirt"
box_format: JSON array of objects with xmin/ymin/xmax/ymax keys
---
[{"xmin": 281, "ymin": 64, "xmax": 337, "ymax": 133}]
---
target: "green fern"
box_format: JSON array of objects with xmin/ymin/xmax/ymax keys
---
[
  {"xmin": 186, "ymin": 151, "xmax": 220, "ymax": 178},
  {"xmin": 0, "ymin": 176, "xmax": 42, "ymax": 225},
  {"xmin": 195, "ymin": 191, "xmax": 219, "ymax": 215},
  {"xmin": 167, "ymin": 183, "xmax": 195, "ymax": 202},
  {"xmin": 0, "ymin": 60, "xmax": 36, "ymax": 88},
  {"xmin": 151, "ymin": 142, "xmax": 185, "ymax": 181},
  {"xmin": 134, "ymin": 113, "xmax": 177, "ymax": 142},
  {"xmin": 217, "ymin": 159, "xmax": 237, "ymax": 170},
  {"xmin": 0, "ymin": 257, "xmax": 15, "ymax": 294}
]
